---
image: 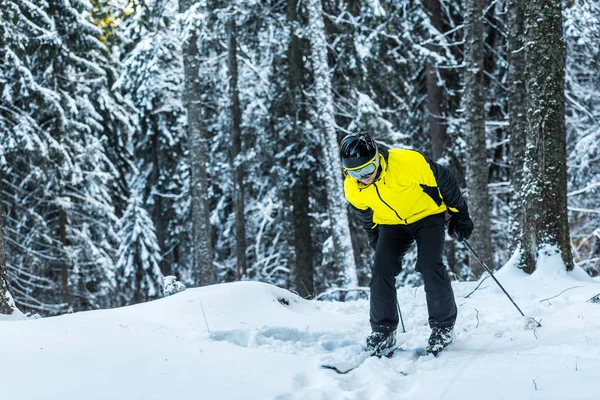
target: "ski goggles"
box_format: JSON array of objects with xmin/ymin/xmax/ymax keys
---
[{"xmin": 344, "ymin": 153, "xmax": 379, "ymax": 180}]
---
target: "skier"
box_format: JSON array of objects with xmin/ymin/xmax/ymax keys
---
[{"xmin": 340, "ymin": 132, "xmax": 474, "ymax": 356}]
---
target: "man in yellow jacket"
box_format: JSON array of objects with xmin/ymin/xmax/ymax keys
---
[{"xmin": 340, "ymin": 132, "xmax": 474, "ymax": 356}]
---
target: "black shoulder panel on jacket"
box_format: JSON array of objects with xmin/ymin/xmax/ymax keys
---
[{"xmin": 424, "ymin": 158, "xmax": 467, "ymax": 213}]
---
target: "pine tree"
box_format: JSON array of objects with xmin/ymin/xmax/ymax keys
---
[
  {"xmin": 0, "ymin": 191, "xmax": 15, "ymax": 315},
  {"xmin": 564, "ymin": 0, "xmax": 600, "ymax": 275},
  {"xmin": 462, "ymin": 0, "xmax": 492, "ymax": 276},
  {"xmin": 179, "ymin": 0, "xmax": 215, "ymax": 286},
  {"xmin": 425, "ymin": 0, "xmax": 449, "ymax": 161},
  {"xmin": 3, "ymin": 0, "xmax": 599, "ymax": 307},
  {"xmin": 507, "ymin": 0, "xmax": 527, "ymax": 246},
  {"xmin": 306, "ymin": 0, "xmax": 358, "ymax": 289},
  {"xmin": 1, "ymin": 0, "xmax": 125, "ymax": 314},
  {"xmin": 520, "ymin": 0, "xmax": 573, "ymax": 272},
  {"xmin": 115, "ymin": 180, "xmax": 164, "ymax": 304},
  {"xmin": 227, "ymin": 11, "xmax": 248, "ymax": 280},
  {"xmin": 287, "ymin": 0, "xmax": 314, "ymax": 298},
  {"xmin": 115, "ymin": 0, "xmax": 188, "ymax": 279},
  {"xmin": 220, "ymin": 1, "xmax": 296, "ymax": 287}
]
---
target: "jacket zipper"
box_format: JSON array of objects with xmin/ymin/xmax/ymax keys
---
[{"xmin": 373, "ymin": 183, "xmax": 408, "ymax": 224}]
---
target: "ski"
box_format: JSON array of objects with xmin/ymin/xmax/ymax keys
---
[
  {"xmin": 320, "ymin": 347, "xmax": 426, "ymax": 375},
  {"xmin": 319, "ymin": 363, "xmax": 366, "ymax": 375},
  {"xmin": 320, "ymin": 347, "xmax": 396, "ymax": 375}
]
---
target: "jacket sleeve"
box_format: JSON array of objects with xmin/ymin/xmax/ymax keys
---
[
  {"xmin": 349, "ymin": 204, "xmax": 379, "ymax": 249},
  {"xmin": 425, "ymin": 159, "xmax": 468, "ymax": 214}
]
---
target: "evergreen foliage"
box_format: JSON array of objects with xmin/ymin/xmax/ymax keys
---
[
  {"xmin": 115, "ymin": 0, "xmax": 188, "ymax": 279},
  {"xmin": 0, "ymin": 0, "xmax": 598, "ymax": 314},
  {"xmin": 115, "ymin": 178, "xmax": 164, "ymax": 304},
  {"xmin": 1, "ymin": 0, "xmax": 125, "ymax": 314},
  {"xmin": 564, "ymin": 0, "xmax": 600, "ymax": 275}
]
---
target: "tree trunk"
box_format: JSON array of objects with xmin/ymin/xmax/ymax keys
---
[
  {"xmin": 306, "ymin": 0, "xmax": 358, "ymax": 288},
  {"xmin": 426, "ymin": 0, "xmax": 448, "ymax": 161},
  {"xmin": 462, "ymin": 0, "xmax": 492, "ymax": 277},
  {"xmin": 292, "ymin": 174, "xmax": 314, "ymax": 297},
  {"xmin": 288, "ymin": 0, "xmax": 314, "ymax": 298},
  {"xmin": 180, "ymin": 0, "xmax": 215, "ymax": 286},
  {"xmin": 59, "ymin": 207, "xmax": 70, "ymax": 309},
  {"xmin": 150, "ymin": 131, "xmax": 170, "ymax": 276},
  {"xmin": 520, "ymin": 0, "xmax": 573, "ymax": 273},
  {"xmin": 507, "ymin": 0, "xmax": 526, "ymax": 246},
  {"xmin": 227, "ymin": 16, "xmax": 248, "ymax": 280},
  {"xmin": 0, "ymin": 193, "xmax": 15, "ymax": 315}
]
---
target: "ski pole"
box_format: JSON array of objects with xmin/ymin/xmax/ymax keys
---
[
  {"xmin": 461, "ymin": 238, "xmax": 541, "ymax": 327},
  {"xmin": 396, "ymin": 298, "xmax": 406, "ymax": 333}
]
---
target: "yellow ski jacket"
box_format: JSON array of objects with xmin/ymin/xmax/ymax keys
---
[{"xmin": 343, "ymin": 147, "xmax": 467, "ymax": 243}]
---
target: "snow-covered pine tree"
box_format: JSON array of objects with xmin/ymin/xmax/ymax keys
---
[
  {"xmin": 322, "ymin": 0, "xmax": 435, "ymax": 151},
  {"xmin": 564, "ymin": 0, "xmax": 600, "ymax": 275},
  {"xmin": 1, "ymin": 0, "xmax": 125, "ymax": 314},
  {"xmin": 481, "ymin": 1, "xmax": 514, "ymax": 271},
  {"xmin": 187, "ymin": 1, "xmax": 296, "ymax": 287},
  {"xmin": 115, "ymin": 0, "xmax": 189, "ymax": 280},
  {"xmin": 462, "ymin": 0, "xmax": 492, "ymax": 277},
  {"xmin": 0, "ymin": 0, "xmax": 63, "ymax": 313},
  {"xmin": 226, "ymin": 11, "xmax": 248, "ymax": 280},
  {"xmin": 306, "ymin": 0, "xmax": 358, "ymax": 289},
  {"xmin": 507, "ymin": 0, "xmax": 527, "ymax": 246},
  {"xmin": 115, "ymin": 179, "xmax": 164, "ymax": 305},
  {"xmin": 425, "ymin": 0, "xmax": 450, "ymax": 162},
  {"xmin": 0, "ymin": 193, "xmax": 15, "ymax": 315},
  {"xmin": 227, "ymin": 0, "xmax": 306, "ymax": 289},
  {"xmin": 519, "ymin": 0, "xmax": 573, "ymax": 272},
  {"xmin": 179, "ymin": 0, "xmax": 215, "ymax": 286},
  {"xmin": 285, "ymin": 0, "xmax": 315, "ymax": 298}
]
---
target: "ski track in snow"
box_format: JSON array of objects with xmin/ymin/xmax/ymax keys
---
[{"xmin": 2, "ymin": 266, "xmax": 600, "ymax": 400}]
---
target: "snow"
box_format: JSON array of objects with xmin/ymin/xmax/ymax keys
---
[{"xmin": 2, "ymin": 265, "xmax": 600, "ymax": 399}]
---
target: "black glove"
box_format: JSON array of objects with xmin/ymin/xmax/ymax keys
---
[{"xmin": 448, "ymin": 211, "xmax": 474, "ymax": 241}]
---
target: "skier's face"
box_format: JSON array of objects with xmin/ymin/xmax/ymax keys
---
[{"xmin": 358, "ymin": 169, "xmax": 377, "ymax": 185}]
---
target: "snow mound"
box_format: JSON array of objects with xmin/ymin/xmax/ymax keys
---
[
  {"xmin": 0, "ymin": 307, "xmax": 26, "ymax": 322},
  {"xmin": 2, "ymin": 278, "xmax": 600, "ymax": 399}
]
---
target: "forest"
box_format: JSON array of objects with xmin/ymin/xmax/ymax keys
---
[{"xmin": 0, "ymin": 0, "xmax": 598, "ymax": 316}]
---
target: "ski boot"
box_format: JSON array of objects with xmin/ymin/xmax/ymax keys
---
[
  {"xmin": 366, "ymin": 330, "xmax": 397, "ymax": 357},
  {"xmin": 426, "ymin": 326, "xmax": 453, "ymax": 356}
]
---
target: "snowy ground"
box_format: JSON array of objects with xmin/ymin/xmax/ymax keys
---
[{"xmin": 2, "ymin": 259, "xmax": 600, "ymax": 400}]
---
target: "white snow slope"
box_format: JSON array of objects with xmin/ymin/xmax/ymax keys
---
[{"xmin": 2, "ymin": 259, "xmax": 600, "ymax": 400}]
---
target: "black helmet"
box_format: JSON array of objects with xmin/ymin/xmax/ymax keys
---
[
  {"xmin": 340, "ymin": 132, "xmax": 378, "ymax": 169},
  {"xmin": 340, "ymin": 133, "xmax": 380, "ymax": 180}
]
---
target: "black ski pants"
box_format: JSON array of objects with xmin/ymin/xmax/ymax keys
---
[{"xmin": 370, "ymin": 212, "xmax": 457, "ymax": 333}]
